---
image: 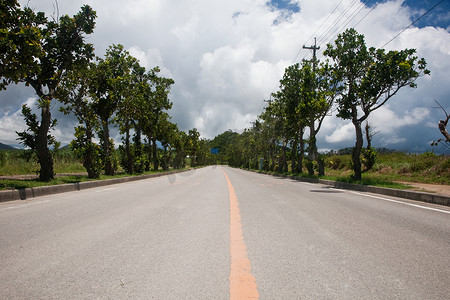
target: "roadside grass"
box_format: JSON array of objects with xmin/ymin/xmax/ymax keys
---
[
  {"xmin": 0, "ymin": 149, "xmax": 85, "ymax": 175},
  {"xmin": 1, "ymin": 149, "xmax": 448, "ymax": 191},
  {"xmin": 323, "ymin": 152, "xmax": 449, "ymax": 186},
  {"xmin": 255, "ymin": 152, "xmax": 449, "ymax": 190},
  {"xmin": 0, "ymin": 149, "xmax": 186, "ymax": 191},
  {"xmin": 0, "ymin": 170, "xmax": 173, "ymax": 190}
]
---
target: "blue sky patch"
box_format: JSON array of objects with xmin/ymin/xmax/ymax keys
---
[
  {"xmin": 402, "ymin": 0, "xmax": 450, "ymax": 30},
  {"xmin": 266, "ymin": 0, "xmax": 300, "ymax": 13}
]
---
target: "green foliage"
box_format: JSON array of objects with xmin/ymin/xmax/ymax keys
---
[
  {"xmin": 209, "ymin": 130, "xmax": 239, "ymax": 163},
  {"xmin": 362, "ymin": 147, "xmax": 377, "ymax": 171},
  {"xmin": 16, "ymin": 103, "xmax": 60, "ymax": 158},
  {"xmin": 70, "ymin": 126, "xmax": 102, "ymax": 178},
  {"xmin": 1, "ymin": 3, "xmax": 97, "ymax": 181},
  {"xmin": 0, "ymin": 149, "xmax": 84, "ymax": 176},
  {"xmin": 323, "ymin": 28, "xmax": 429, "ymax": 180},
  {"xmin": 0, "ymin": 1, "xmax": 45, "ymax": 89}
]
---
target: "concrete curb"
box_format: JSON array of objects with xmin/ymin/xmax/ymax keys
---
[
  {"xmin": 248, "ymin": 170, "xmax": 450, "ymax": 206},
  {"xmin": 0, "ymin": 169, "xmax": 191, "ymax": 203}
]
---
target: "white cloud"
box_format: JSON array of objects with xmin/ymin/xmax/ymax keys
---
[
  {"xmin": 127, "ymin": 46, "xmax": 173, "ymax": 78},
  {"xmin": 0, "ymin": 98, "xmax": 36, "ymax": 145},
  {"xmin": 380, "ymin": 136, "xmax": 407, "ymax": 145},
  {"xmin": 370, "ymin": 105, "xmax": 430, "ymax": 134},
  {"xmin": 2, "ymin": 0, "xmax": 448, "ymax": 153},
  {"xmin": 325, "ymin": 122, "xmax": 354, "ymax": 143}
]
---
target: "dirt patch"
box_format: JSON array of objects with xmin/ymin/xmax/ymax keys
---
[{"xmin": 398, "ymin": 182, "xmax": 450, "ymax": 197}]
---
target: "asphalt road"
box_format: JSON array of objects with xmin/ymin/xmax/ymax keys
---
[{"xmin": 1, "ymin": 166, "xmax": 449, "ymax": 299}]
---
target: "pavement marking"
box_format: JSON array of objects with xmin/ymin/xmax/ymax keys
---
[
  {"xmin": 340, "ymin": 189, "xmax": 450, "ymax": 215},
  {"xmin": 222, "ymin": 169, "xmax": 259, "ymax": 300},
  {"xmin": 95, "ymin": 187, "xmax": 117, "ymax": 192},
  {"xmin": 3, "ymin": 199, "xmax": 50, "ymax": 210}
]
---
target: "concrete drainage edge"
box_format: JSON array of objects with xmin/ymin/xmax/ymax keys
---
[
  {"xmin": 0, "ymin": 169, "xmax": 192, "ymax": 203},
  {"xmin": 246, "ymin": 169, "xmax": 450, "ymax": 207}
]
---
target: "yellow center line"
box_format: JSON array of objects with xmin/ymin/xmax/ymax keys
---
[{"xmin": 222, "ymin": 169, "xmax": 259, "ymax": 300}]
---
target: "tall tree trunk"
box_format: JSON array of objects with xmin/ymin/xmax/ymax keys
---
[
  {"xmin": 270, "ymin": 140, "xmax": 276, "ymax": 171},
  {"xmin": 291, "ymin": 139, "xmax": 297, "ymax": 172},
  {"xmin": 162, "ymin": 146, "xmax": 169, "ymax": 171},
  {"xmin": 307, "ymin": 124, "xmax": 316, "ymax": 176},
  {"xmin": 101, "ymin": 119, "xmax": 114, "ymax": 176},
  {"xmin": 125, "ymin": 122, "xmax": 133, "ymax": 174},
  {"xmin": 282, "ymin": 139, "xmax": 288, "ymax": 172},
  {"xmin": 365, "ymin": 121, "xmax": 372, "ymax": 149},
  {"xmin": 145, "ymin": 138, "xmax": 152, "ymax": 172},
  {"xmin": 37, "ymin": 102, "xmax": 54, "ymax": 181},
  {"xmin": 134, "ymin": 122, "xmax": 143, "ymax": 172},
  {"xmin": 84, "ymin": 123, "xmax": 99, "ymax": 179},
  {"xmin": 352, "ymin": 119, "xmax": 363, "ymax": 180},
  {"xmin": 297, "ymin": 127, "xmax": 304, "ymax": 174},
  {"xmin": 152, "ymin": 137, "xmax": 159, "ymax": 171}
]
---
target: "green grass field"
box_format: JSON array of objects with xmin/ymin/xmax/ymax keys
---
[
  {"xmin": 0, "ymin": 149, "xmax": 448, "ymax": 190},
  {"xmin": 323, "ymin": 151, "xmax": 450, "ymax": 185}
]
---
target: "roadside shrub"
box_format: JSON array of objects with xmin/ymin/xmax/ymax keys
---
[
  {"xmin": 362, "ymin": 147, "xmax": 377, "ymax": 171},
  {"xmin": 410, "ymin": 152, "xmax": 437, "ymax": 173},
  {"xmin": 325, "ymin": 155, "xmax": 351, "ymax": 170}
]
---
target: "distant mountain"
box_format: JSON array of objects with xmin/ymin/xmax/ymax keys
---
[{"xmin": 0, "ymin": 142, "xmax": 18, "ymax": 150}]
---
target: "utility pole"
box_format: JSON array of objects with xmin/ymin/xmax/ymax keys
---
[
  {"xmin": 303, "ymin": 37, "xmax": 320, "ymax": 71},
  {"xmin": 303, "ymin": 38, "xmax": 321, "ymax": 173}
]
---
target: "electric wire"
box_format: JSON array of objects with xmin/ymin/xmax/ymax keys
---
[
  {"xmin": 353, "ymin": 1, "xmax": 379, "ymax": 28},
  {"xmin": 300, "ymin": 0, "xmax": 363, "ymax": 62},
  {"xmin": 264, "ymin": 0, "xmax": 348, "ymax": 114},
  {"xmin": 262, "ymin": 0, "xmax": 383, "ymax": 112},
  {"xmin": 292, "ymin": 0, "xmax": 345, "ymax": 63},
  {"xmin": 315, "ymin": 0, "xmax": 360, "ymax": 46},
  {"xmin": 380, "ymin": 0, "xmax": 446, "ymax": 48},
  {"xmin": 317, "ymin": 0, "xmax": 371, "ymax": 47}
]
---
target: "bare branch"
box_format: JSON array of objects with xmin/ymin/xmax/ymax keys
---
[{"xmin": 435, "ymin": 100, "xmax": 450, "ymax": 142}]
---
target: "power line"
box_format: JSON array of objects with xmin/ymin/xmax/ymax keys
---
[
  {"xmin": 292, "ymin": 0, "xmax": 345, "ymax": 64},
  {"xmin": 353, "ymin": 1, "xmax": 379, "ymax": 28},
  {"xmin": 381, "ymin": 0, "xmax": 446, "ymax": 48},
  {"xmin": 315, "ymin": 0, "xmax": 360, "ymax": 46},
  {"xmin": 262, "ymin": 0, "xmax": 383, "ymax": 112},
  {"xmin": 317, "ymin": 0, "xmax": 371, "ymax": 47},
  {"xmin": 301, "ymin": 0, "xmax": 363, "ymax": 62},
  {"xmin": 265, "ymin": 1, "xmax": 348, "ymax": 112}
]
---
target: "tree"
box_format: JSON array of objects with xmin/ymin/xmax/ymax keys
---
[
  {"xmin": 324, "ymin": 28, "xmax": 429, "ymax": 180},
  {"xmin": 3, "ymin": 3, "xmax": 96, "ymax": 181},
  {"xmin": 209, "ymin": 130, "xmax": 239, "ymax": 164},
  {"xmin": 0, "ymin": 0, "xmax": 44, "ymax": 90},
  {"xmin": 436, "ymin": 100, "xmax": 450, "ymax": 142},
  {"xmin": 16, "ymin": 104, "xmax": 60, "ymax": 168},
  {"xmin": 155, "ymin": 113, "xmax": 177, "ymax": 171},
  {"xmin": 59, "ymin": 65, "xmax": 102, "ymax": 178},
  {"xmin": 278, "ymin": 61, "xmax": 336, "ymax": 176},
  {"xmin": 258, "ymin": 105, "xmax": 280, "ymax": 171},
  {"xmin": 140, "ymin": 70, "xmax": 174, "ymax": 171},
  {"xmin": 116, "ymin": 59, "xmax": 144, "ymax": 174},
  {"xmin": 431, "ymin": 100, "xmax": 450, "ymax": 151},
  {"xmin": 90, "ymin": 44, "xmax": 135, "ymax": 175},
  {"xmin": 362, "ymin": 121, "xmax": 379, "ymax": 171},
  {"xmin": 172, "ymin": 129, "xmax": 188, "ymax": 169}
]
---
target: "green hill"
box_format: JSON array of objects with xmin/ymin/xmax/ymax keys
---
[{"xmin": 0, "ymin": 142, "xmax": 17, "ymax": 150}]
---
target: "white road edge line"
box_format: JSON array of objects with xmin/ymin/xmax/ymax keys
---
[
  {"xmin": 300, "ymin": 182, "xmax": 318, "ymax": 186},
  {"xmin": 96, "ymin": 187, "xmax": 117, "ymax": 192},
  {"xmin": 4, "ymin": 199, "xmax": 50, "ymax": 210},
  {"xmin": 338, "ymin": 189, "xmax": 450, "ymax": 215}
]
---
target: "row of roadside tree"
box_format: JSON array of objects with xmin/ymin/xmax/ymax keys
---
[
  {"xmin": 222, "ymin": 28, "xmax": 429, "ymax": 180},
  {"xmin": 1, "ymin": 2, "xmax": 207, "ymax": 180}
]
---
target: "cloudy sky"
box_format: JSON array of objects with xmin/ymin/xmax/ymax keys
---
[{"xmin": 1, "ymin": 0, "xmax": 450, "ymax": 153}]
